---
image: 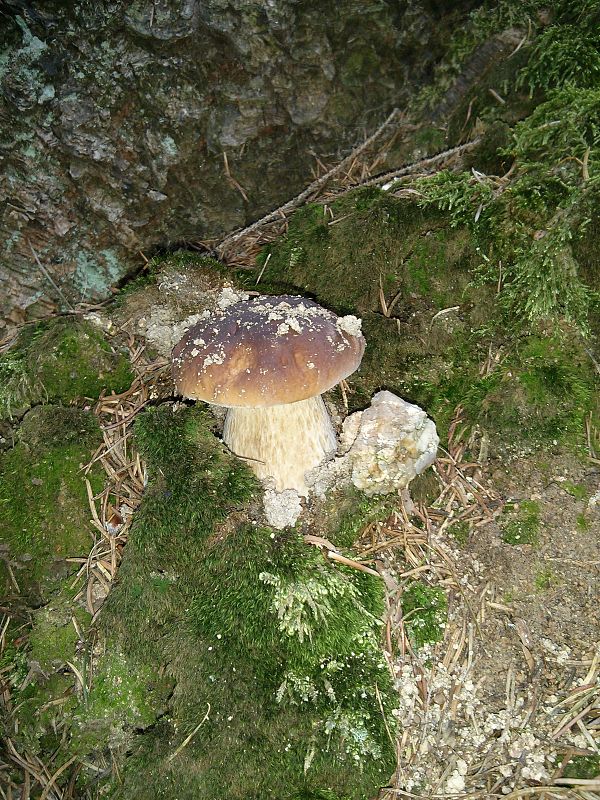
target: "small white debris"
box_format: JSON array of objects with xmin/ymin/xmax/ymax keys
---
[
  {"xmin": 217, "ymin": 286, "xmax": 249, "ymax": 310},
  {"xmin": 336, "ymin": 314, "xmax": 363, "ymax": 337},
  {"xmin": 446, "ymin": 770, "xmax": 466, "ymax": 794},
  {"xmin": 263, "ymin": 488, "xmax": 303, "ymax": 529},
  {"xmin": 588, "ymin": 490, "xmax": 600, "ymax": 507}
]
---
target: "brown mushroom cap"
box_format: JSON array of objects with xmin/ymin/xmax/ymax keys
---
[{"xmin": 172, "ymin": 295, "xmax": 365, "ymax": 407}]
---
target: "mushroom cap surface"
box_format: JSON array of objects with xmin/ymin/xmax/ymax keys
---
[{"xmin": 172, "ymin": 295, "xmax": 365, "ymax": 407}]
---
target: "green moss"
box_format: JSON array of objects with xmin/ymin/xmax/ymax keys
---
[
  {"xmin": 534, "ymin": 569, "xmax": 555, "ymax": 590},
  {"xmin": 562, "ymin": 754, "xmax": 600, "ymax": 779},
  {"xmin": 501, "ymin": 500, "xmax": 540, "ymax": 546},
  {"xmin": 519, "ymin": 22, "xmax": 600, "ymax": 93},
  {"xmin": 0, "ymin": 643, "xmax": 29, "ymax": 691},
  {"xmin": 563, "ymin": 482, "xmax": 588, "ymax": 501},
  {"xmin": 86, "ymin": 406, "xmax": 395, "ymax": 799},
  {"xmin": 411, "ymin": 126, "xmax": 447, "ymax": 154},
  {"xmin": 9, "ymin": 672, "xmax": 79, "ymax": 757},
  {"xmin": 414, "ymin": 170, "xmax": 494, "ymax": 230},
  {"xmin": 322, "ymin": 487, "xmax": 398, "ymax": 550},
  {"xmin": 576, "ymin": 512, "xmax": 589, "ymax": 531},
  {"xmin": 0, "ymin": 317, "xmax": 133, "ymax": 418},
  {"xmin": 29, "ymin": 597, "xmax": 90, "ymax": 671},
  {"xmin": 410, "ymin": 471, "xmax": 441, "ymax": 507},
  {"xmin": 418, "ymin": 326, "xmax": 598, "ymax": 450},
  {"xmin": 415, "ymin": 0, "xmax": 546, "ymax": 114},
  {"xmin": 117, "ymin": 249, "xmax": 230, "ymax": 301},
  {"xmin": 0, "ymin": 405, "xmax": 103, "ymax": 589},
  {"xmin": 483, "ymin": 331, "xmax": 597, "ymax": 447},
  {"xmin": 449, "ymin": 520, "xmax": 470, "ymax": 546},
  {"xmin": 401, "ymin": 581, "xmax": 447, "ymax": 650},
  {"xmin": 253, "ymin": 193, "xmax": 475, "ymax": 319}
]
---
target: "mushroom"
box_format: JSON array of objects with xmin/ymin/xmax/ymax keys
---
[{"xmin": 171, "ymin": 295, "xmax": 365, "ymax": 495}]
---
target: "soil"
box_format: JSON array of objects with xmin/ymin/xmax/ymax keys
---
[{"xmin": 378, "ymin": 447, "xmax": 599, "ymax": 796}]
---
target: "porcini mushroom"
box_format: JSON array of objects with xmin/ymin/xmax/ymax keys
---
[{"xmin": 171, "ymin": 295, "xmax": 365, "ymax": 495}]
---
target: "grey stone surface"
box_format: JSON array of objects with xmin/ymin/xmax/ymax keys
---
[{"xmin": 0, "ymin": 0, "xmax": 479, "ymax": 328}]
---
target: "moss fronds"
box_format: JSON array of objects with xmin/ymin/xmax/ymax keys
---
[
  {"xmin": 519, "ymin": 6, "xmax": 600, "ymax": 93},
  {"xmin": 414, "ymin": 170, "xmax": 494, "ymax": 229},
  {"xmin": 259, "ymin": 564, "xmax": 374, "ymax": 644}
]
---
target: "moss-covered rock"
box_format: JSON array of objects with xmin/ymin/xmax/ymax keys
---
[
  {"xmin": 0, "ymin": 405, "xmax": 104, "ymax": 593},
  {"xmin": 0, "ymin": 317, "xmax": 133, "ymax": 419},
  {"xmin": 29, "ymin": 595, "xmax": 91, "ymax": 672}
]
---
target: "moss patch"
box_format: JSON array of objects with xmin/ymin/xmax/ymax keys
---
[
  {"xmin": 401, "ymin": 581, "xmax": 447, "ymax": 651},
  {"xmin": 448, "ymin": 520, "xmax": 470, "ymax": 547},
  {"xmin": 501, "ymin": 500, "xmax": 540, "ymax": 546},
  {"xmin": 71, "ymin": 650, "xmax": 168, "ymax": 754},
  {"xmin": 562, "ymin": 754, "xmax": 600, "ymax": 780},
  {"xmin": 0, "ymin": 317, "xmax": 133, "ymax": 418},
  {"xmin": 534, "ymin": 569, "xmax": 555, "ymax": 591},
  {"xmin": 29, "ymin": 596, "xmax": 91, "ymax": 672},
  {"xmin": 82, "ymin": 406, "xmax": 396, "ymax": 799},
  {"xmin": 7, "ymin": 671, "xmax": 79, "ymax": 758},
  {"xmin": 0, "ymin": 405, "xmax": 104, "ymax": 591},
  {"xmin": 251, "ymin": 193, "xmax": 475, "ymax": 319}
]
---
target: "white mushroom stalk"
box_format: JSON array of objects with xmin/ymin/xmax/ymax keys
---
[
  {"xmin": 171, "ymin": 294, "xmax": 365, "ymax": 495},
  {"xmin": 223, "ymin": 395, "xmax": 337, "ymax": 496}
]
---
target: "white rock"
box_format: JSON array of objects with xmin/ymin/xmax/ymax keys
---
[
  {"xmin": 263, "ymin": 488, "xmax": 303, "ymax": 529},
  {"xmin": 339, "ymin": 410, "xmax": 362, "ymax": 454},
  {"xmin": 347, "ymin": 390, "xmax": 438, "ymax": 495}
]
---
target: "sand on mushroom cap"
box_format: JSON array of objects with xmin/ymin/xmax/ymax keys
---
[{"xmin": 172, "ymin": 295, "xmax": 365, "ymax": 495}]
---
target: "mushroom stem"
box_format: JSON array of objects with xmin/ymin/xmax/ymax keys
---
[{"xmin": 223, "ymin": 395, "xmax": 337, "ymax": 496}]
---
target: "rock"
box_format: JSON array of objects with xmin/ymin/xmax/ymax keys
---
[
  {"xmin": 346, "ymin": 390, "xmax": 438, "ymax": 495},
  {"xmin": 263, "ymin": 488, "xmax": 303, "ymax": 530},
  {"xmin": 306, "ymin": 390, "xmax": 438, "ymax": 499},
  {"xmin": 0, "ymin": 0, "xmax": 482, "ymax": 327}
]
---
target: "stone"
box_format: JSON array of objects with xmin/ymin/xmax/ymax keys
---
[
  {"xmin": 306, "ymin": 390, "xmax": 438, "ymax": 499},
  {"xmin": 0, "ymin": 0, "xmax": 481, "ymax": 328},
  {"xmin": 346, "ymin": 390, "xmax": 438, "ymax": 496}
]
